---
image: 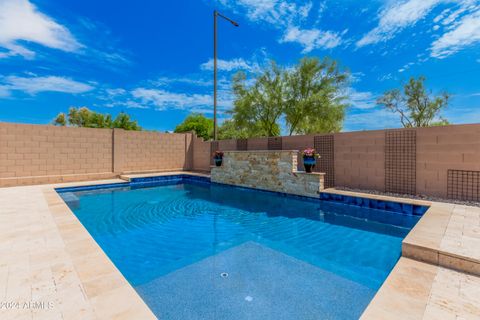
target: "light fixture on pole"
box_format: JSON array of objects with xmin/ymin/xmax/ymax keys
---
[{"xmin": 213, "ymin": 10, "xmax": 239, "ymax": 141}]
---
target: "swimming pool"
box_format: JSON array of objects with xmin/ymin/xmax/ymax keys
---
[{"xmin": 58, "ymin": 176, "xmax": 425, "ymax": 320}]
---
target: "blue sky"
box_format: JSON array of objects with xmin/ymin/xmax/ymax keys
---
[{"xmin": 0, "ymin": 0, "xmax": 479, "ymax": 132}]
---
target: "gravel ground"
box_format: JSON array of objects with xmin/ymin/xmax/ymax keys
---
[{"xmin": 335, "ymin": 187, "xmax": 480, "ymax": 208}]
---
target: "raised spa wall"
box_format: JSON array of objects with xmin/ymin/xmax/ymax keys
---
[{"xmin": 211, "ymin": 150, "xmax": 325, "ymax": 198}]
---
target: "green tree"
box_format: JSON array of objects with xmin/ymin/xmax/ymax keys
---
[
  {"xmin": 52, "ymin": 107, "xmax": 141, "ymax": 130},
  {"xmin": 217, "ymin": 119, "xmax": 251, "ymax": 140},
  {"xmin": 284, "ymin": 57, "xmax": 348, "ymax": 135},
  {"xmin": 112, "ymin": 112, "xmax": 141, "ymax": 130},
  {"xmin": 53, "ymin": 113, "xmax": 67, "ymax": 126},
  {"xmin": 174, "ymin": 113, "xmax": 213, "ymax": 140},
  {"xmin": 229, "ymin": 57, "xmax": 349, "ymax": 138},
  {"xmin": 377, "ymin": 76, "xmax": 450, "ymax": 127},
  {"xmin": 231, "ymin": 62, "xmax": 284, "ymax": 137}
]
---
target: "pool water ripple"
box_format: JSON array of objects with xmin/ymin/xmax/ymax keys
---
[{"xmin": 60, "ymin": 181, "xmax": 421, "ymax": 319}]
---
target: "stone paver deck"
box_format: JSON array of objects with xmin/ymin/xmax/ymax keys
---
[
  {"xmin": 1, "ymin": 174, "xmax": 479, "ymax": 319},
  {"xmin": 361, "ymin": 257, "xmax": 480, "ymax": 319},
  {"xmin": 0, "ymin": 179, "xmax": 157, "ymax": 320},
  {"xmin": 323, "ymin": 189, "xmax": 480, "ymax": 319},
  {"xmin": 323, "ymin": 188, "xmax": 480, "ymax": 276}
]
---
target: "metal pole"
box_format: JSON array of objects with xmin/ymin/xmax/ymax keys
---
[
  {"xmin": 213, "ymin": 10, "xmax": 218, "ymax": 141},
  {"xmin": 212, "ymin": 11, "xmax": 238, "ymax": 141}
]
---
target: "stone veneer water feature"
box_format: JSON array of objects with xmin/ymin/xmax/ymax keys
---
[{"xmin": 210, "ymin": 150, "xmax": 325, "ymax": 198}]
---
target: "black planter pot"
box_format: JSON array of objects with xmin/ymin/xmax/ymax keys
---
[
  {"xmin": 304, "ymin": 164, "xmax": 314, "ymax": 173},
  {"xmin": 214, "ymin": 158, "xmax": 223, "ymax": 166},
  {"xmin": 303, "ymin": 157, "xmax": 316, "ymax": 173}
]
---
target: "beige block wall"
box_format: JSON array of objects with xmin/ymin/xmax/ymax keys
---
[
  {"xmin": 334, "ymin": 130, "xmax": 385, "ymax": 191},
  {"xmin": 0, "ymin": 123, "xmax": 113, "ymax": 179},
  {"xmin": 218, "ymin": 139, "xmax": 237, "ymax": 151},
  {"xmin": 211, "ymin": 124, "xmax": 480, "ymax": 198},
  {"xmin": 192, "ymin": 135, "xmax": 211, "ymax": 172},
  {"xmin": 0, "ymin": 122, "xmax": 197, "ymax": 187},
  {"xmin": 246, "ymin": 137, "xmax": 268, "ymax": 150},
  {"xmin": 2, "ymin": 121, "xmax": 479, "ymax": 197},
  {"xmin": 118, "ymin": 131, "xmax": 190, "ymax": 173},
  {"xmin": 416, "ymin": 124, "xmax": 480, "ymax": 198}
]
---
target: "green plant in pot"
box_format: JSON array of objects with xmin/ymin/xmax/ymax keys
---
[
  {"xmin": 213, "ymin": 151, "xmax": 224, "ymax": 167},
  {"xmin": 302, "ymin": 148, "xmax": 320, "ymax": 173}
]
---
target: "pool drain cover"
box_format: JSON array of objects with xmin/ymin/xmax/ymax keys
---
[{"xmin": 220, "ymin": 272, "xmax": 228, "ymax": 278}]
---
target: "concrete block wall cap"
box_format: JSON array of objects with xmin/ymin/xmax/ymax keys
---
[
  {"xmin": 222, "ymin": 150, "xmax": 299, "ymax": 153},
  {"xmin": 294, "ymin": 171, "xmax": 326, "ymax": 176}
]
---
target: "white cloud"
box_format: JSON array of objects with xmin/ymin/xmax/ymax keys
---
[
  {"xmin": 200, "ymin": 58, "xmax": 257, "ymax": 72},
  {"xmin": 441, "ymin": 7, "xmax": 468, "ymax": 27},
  {"xmin": 357, "ymin": 0, "xmax": 442, "ymax": 47},
  {"xmin": 0, "ymin": 85, "xmax": 10, "ymax": 97},
  {"xmin": 2, "ymin": 75, "xmax": 94, "ymax": 94},
  {"xmin": 344, "ymin": 108, "xmax": 400, "ymax": 131},
  {"xmin": 219, "ymin": 0, "xmax": 312, "ymax": 26},
  {"xmin": 280, "ymin": 26, "xmax": 342, "ymax": 53},
  {"xmin": 103, "ymin": 100, "xmax": 148, "ymax": 109},
  {"xmin": 95, "ymin": 72, "xmax": 236, "ymax": 113},
  {"xmin": 131, "ymin": 88, "xmax": 232, "ymax": 112},
  {"xmin": 350, "ymin": 72, "xmax": 365, "ymax": 83},
  {"xmin": 346, "ymin": 88, "xmax": 378, "ymax": 110},
  {"xmin": 0, "ymin": 0, "xmax": 82, "ymax": 59},
  {"xmin": 155, "ymin": 76, "xmax": 212, "ymax": 87},
  {"xmin": 94, "ymin": 87, "xmax": 147, "ymax": 109},
  {"xmin": 430, "ymin": 9, "xmax": 480, "ymax": 58},
  {"xmin": 219, "ymin": 0, "xmax": 343, "ymax": 53},
  {"xmin": 105, "ymin": 88, "xmax": 127, "ymax": 96}
]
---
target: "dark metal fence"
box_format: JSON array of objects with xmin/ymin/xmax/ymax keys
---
[
  {"xmin": 385, "ymin": 130, "xmax": 416, "ymax": 194},
  {"xmin": 448, "ymin": 170, "xmax": 480, "ymax": 201},
  {"xmin": 314, "ymin": 135, "xmax": 335, "ymax": 188}
]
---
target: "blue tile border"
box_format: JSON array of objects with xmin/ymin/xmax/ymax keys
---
[
  {"xmin": 55, "ymin": 174, "xmax": 429, "ymax": 217},
  {"xmin": 210, "ymin": 181, "xmax": 322, "ymax": 204},
  {"xmin": 55, "ymin": 175, "xmax": 211, "ymax": 193},
  {"xmin": 319, "ymin": 192, "xmax": 428, "ymax": 216},
  {"xmin": 130, "ymin": 174, "xmax": 211, "ymax": 185},
  {"xmin": 55, "ymin": 182, "xmax": 131, "ymax": 193}
]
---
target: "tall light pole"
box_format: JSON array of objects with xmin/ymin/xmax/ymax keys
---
[{"xmin": 213, "ymin": 10, "xmax": 239, "ymax": 141}]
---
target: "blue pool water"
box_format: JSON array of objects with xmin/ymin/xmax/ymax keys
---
[{"xmin": 59, "ymin": 179, "xmax": 422, "ymax": 319}]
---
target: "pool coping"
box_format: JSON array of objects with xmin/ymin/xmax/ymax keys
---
[
  {"xmin": 0, "ymin": 178, "xmax": 158, "ymax": 320},
  {"xmin": 2, "ymin": 171, "xmax": 479, "ymax": 319},
  {"xmin": 322, "ymin": 188, "xmax": 480, "ymax": 277},
  {"xmin": 43, "ymin": 179, "xmax": 158, "ymax": 320}
]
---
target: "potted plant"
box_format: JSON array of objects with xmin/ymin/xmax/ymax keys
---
[
  {"xmin": 213, "ymin": 151, "xmax": 224, "ymax": 167},
  {"xmin": 302, "ymin": 148, "xmax": 319, "ymax": 173}
]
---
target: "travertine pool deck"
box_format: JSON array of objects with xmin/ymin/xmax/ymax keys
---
[
  {"xmin": 323, "ymin": 188, "xmax": 480, "ymax": 276},
  {"xmin": 0, "ymin": 173, "xmax": 479, "ymax": 319},
  {"xmin": 323, "ymin": 189, "xmax": 480, "ymax": 319},
  {"xmin": 0, "ymin": 178, "xmax": 157, "ymax": 320}
]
